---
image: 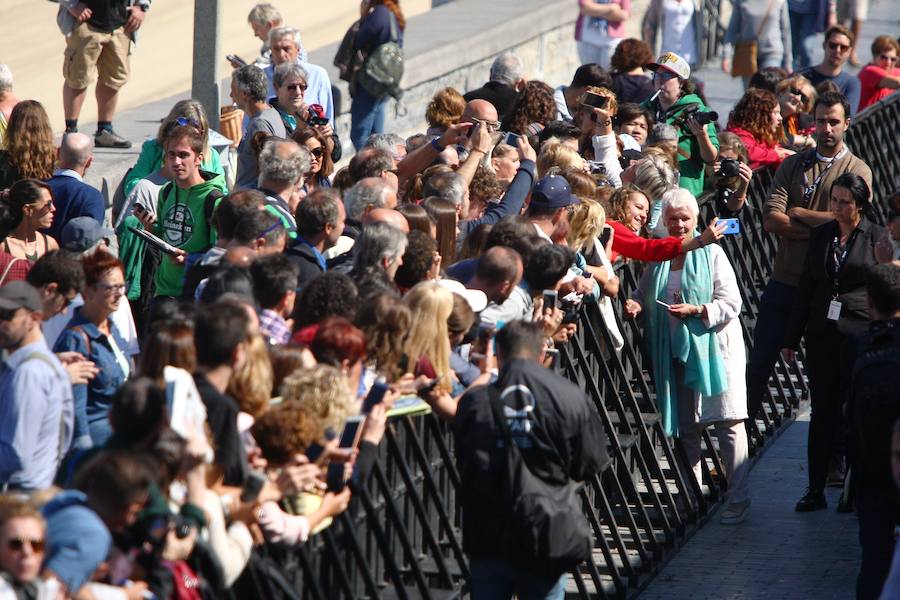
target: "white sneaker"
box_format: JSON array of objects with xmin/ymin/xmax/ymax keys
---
[{"xmin": 720, "ymin": 498, "xmax": 751, "ymax": 525}]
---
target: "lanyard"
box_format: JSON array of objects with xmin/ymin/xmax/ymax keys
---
[
  {"xmin": 831, "ymin": 228, "xmax": 859, "ymax": 296},
  {"xmin": 801, "ymin": 148, "xmax": 847, "ymax": 207}
]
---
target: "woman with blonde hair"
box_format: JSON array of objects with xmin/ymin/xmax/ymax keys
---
[
  {"xmin": 537, "ymin": 141, "xmax": 585, "ymax": 179},
  {"xmin": 227, "ymin": 332, "xmax": 275, "ymax": 419},
  {"xmin": 0, "ymin": 100, "xmax": 55, "ymax": 189},
  {"xmin": 404, "ymin": 281, "xmax": 454, "ymax": 393},
  {"xmin": 775, "ymin": 75, "xmax": 817, "ymax": 150},
  {"xmin": 425, "ymin": 87, "xmax": 466, "ymax": 136},
  {"xmin": 625, "ymin": 153, "xmax": 679, "ymax": 238},
  {"xmin": 280, "ymin": 364, "xmax": 358, "ymax": 442}
]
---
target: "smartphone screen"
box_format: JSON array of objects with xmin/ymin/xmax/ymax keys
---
[
  {"xmin": 362, "ymin": 382, "xmax": 389, "ymax": 414},
  {"xmin": 326, "ymin": 462, "xmax": 346, "ymax": 493},
  {"xmin": 337, "ymin": 416, "xmax": 365, "ymax": 450},
  {"xmin": 542, "ymin": 289, "xmax": 558, "ymax": 311}
]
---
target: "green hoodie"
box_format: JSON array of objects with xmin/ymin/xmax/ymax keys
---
[
  {"xmin": 153, "ymin": 171, "xmax": 225, "ymax": 297},
  {"xmin": 641, "ymin": 93, "xmax": 719, "ymax": 197}
]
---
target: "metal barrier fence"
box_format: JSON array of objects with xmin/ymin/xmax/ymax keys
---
[{"xmin": 262, "ymin": 95, "xmax": 900, "ymax": 600}]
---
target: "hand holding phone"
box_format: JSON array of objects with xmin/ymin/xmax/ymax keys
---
[
  {"xmin": 542, "ymin": 289, "xmax": 558, "ymax": 312},
  {"xmin": 362, "ymin": 382, "xmax": 389, "ymax": 414},
  {"xmin": 720, "ymin": 218, "xmax": 741, "ymax": 235}
]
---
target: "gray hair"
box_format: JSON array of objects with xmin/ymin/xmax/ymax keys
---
[
  {"xmin": 268, "ymin": 26, "xmax": 307, "ymax": 62},
  {"xmin": 647, "ymin": 122, "xmax": 679, "ymax": 144},
  {"xmin": 232, "ymin": 65, "xmax": 269, "ymax": 103},
  {"xmin": 353, "ymin": 222, "xmax": 408, "ymax": 272},
  {"xmin": 345, "ymin": 178, "xmax": 393, "ymax": 221},
  {"xmin": 633, "ymin": 154, "xmax": 678, "ymax": 201},
  {"xmin": 273, "ymin": 62, "xmax": 307, "ymax": 89},
  {"xmin": 0, "ymin": 64, "xmax": 12, "ymax": 94},
  {"xmin": 247, "ymin": 3, "xmax": 281, "ymax": 26},
  {"xmin": 59, "ymin": 132, "xmax": 94, "ymax": 169},
  {"xmin": 490, "ymin": 51, "xmax": 525, "ymax": 86},
  {"xmin": 660, "ymin": 188, "xmax": 699, "ymax": 218},
  {"xmin": 365, "ymin": 133, "xmax": 405, "ymax": 159},
  {"xmin": 423, "ymin": 172, "xmax": 466, "ymax": 207},
  {"xmin": 258, "ymin": 139, "xmax": 310, "ymax": 186}
]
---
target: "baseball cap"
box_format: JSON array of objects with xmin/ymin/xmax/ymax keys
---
[
  {"xmin": 61, "ymin": 217, "xmax": 115, "ymax": 252},
  {"xmin": 437, "ymin": 279, "xmax": 488, "ymax": 313},
  {"xmin": 0, "ymin": 281, "xmax": 42, "ymax": 313},
  {"xmin": 646, "ymin": 52, "xmax": 691, "ymax": 80},
  {"xmin": 530, "ymin": 175, "xmax": 580, "ymax": 210}
]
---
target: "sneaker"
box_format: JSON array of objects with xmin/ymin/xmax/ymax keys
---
[
  {"xmin": 95, "ymin": 128, "xmax": 132, "ymax": 149},
  {"xmin": 720, "ymin": 498, "xmax": 751, "ymax": 525},
  {"xmin": 795, "ymin": 488, "xmax": 827, "ymax": 512}
]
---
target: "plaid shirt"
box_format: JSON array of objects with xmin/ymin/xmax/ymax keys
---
[
  {"xmin": 258, "ymin": 309, "xmax": 291, "ymax": 346},
  {"xmin": 0, "ymin": 251, "xmax": 31, "ymax": 285}
]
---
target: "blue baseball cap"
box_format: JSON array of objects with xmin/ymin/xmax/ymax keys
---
[
  {"xmin": 61, "ymin": 217, "xmax": 115, "ymax": 252},
  {"xmin": 530, "ymin": 175, "xmax": 580, "ymax": 209}
]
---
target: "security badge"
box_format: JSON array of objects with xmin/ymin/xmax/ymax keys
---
[{"xmin": 827, "ymin": 300, "xmax": 842, "ymax": 321}]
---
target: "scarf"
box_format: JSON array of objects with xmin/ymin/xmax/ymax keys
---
[{"xmin": 645, "ymin": 245, "xmax": 729, "ymax": 436}]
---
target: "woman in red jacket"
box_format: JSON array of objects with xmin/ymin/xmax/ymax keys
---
[{"xmin": 725, "ymin": 88, "xmax": 794, "ymax": 170}]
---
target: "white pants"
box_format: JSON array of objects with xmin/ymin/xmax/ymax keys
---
[
  {"xmin": 676, "ymin": 366, "xmax": 750, "ymax": 504},
  {"xmin": 577, "ymin": 39, "xmax": 621, "ymax": 70}
]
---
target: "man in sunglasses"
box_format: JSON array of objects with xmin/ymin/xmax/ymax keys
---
[
  {"xmin": 799, "ymin": 24, "xmax": 862, "ymax": 116},
  {"xmin": 0, "ymin": 282, "xmax": 74, "ymax": 491}
]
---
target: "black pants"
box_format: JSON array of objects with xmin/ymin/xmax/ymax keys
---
[
  {"xmin": 857, "ymin": 490, "xmax": 899, "ymax": 600},
  {"xmin": 804, "ymin": 329, "xmax": 848, "ymax": 490},
  {"xmin": 746, "ymin": 280, "xmax": 796, "ymax": 422}
]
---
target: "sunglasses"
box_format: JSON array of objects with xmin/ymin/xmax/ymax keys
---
[
  {"xmin": 308, "ymin": 146, "xmax": 324, "ymax": 158},
  {"xmin": 828, "ymin": 41, "xmax": 851, "ymax": 52},
  {"xmin": 285, "ymin": 83, "xmax": 308, "ymax": 92},
  {"xmin": 7, "ymin": 538, "xmax": 44, "ymax": 553},
  {"xmin": 789, "ymin": 87, "xmax": 809, "ymax": 105},
  {"xmin": 175, "ymin": 117, "xmax": 202, "ymax": 130},
  {"xmin": 653, "ymin": 70, "xmax": 677, "ymax": 83}
]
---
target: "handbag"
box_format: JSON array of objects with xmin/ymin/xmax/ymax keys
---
[
  {"xmin": 486, "ymin": 385, "xmax": 592, "ymax": 571},
  {"xmin": 731, "ymin": 0, "xmax": 777, "ymax": 77},
  {"xmin": 356, "ymin": 12, "xmax": 404, "ymax": 100}
]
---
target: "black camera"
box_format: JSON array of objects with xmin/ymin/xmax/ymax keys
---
[
  {"xmin": 690, "ymin": 110, "xmax": 719, "ymax": 125},
  {"xmin": 719, "ymin": 157, "xmax": 741, "ymax": 178}
]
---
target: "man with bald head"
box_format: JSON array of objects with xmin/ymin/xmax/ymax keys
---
[
  {"xmin": 468, "ymin": 246, "xmax": 524, "ymax": 305},
  {"xmin": 363, "ymin": 208, "xmax": 409, "ymax": 233},
  {"xmin": 460, "ymin": 99, "xmax": 501, "ymax": 133},
  {"xmin": 45, "ymin": 133, "xmax": 106, "ymax": 242}
]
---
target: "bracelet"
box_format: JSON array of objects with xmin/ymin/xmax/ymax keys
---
[
  {"xmin": 694, "ymin": 235, "xmax": 706, "ymax": 248},
  {"xmin": 430, "ymin": 138, "xmax": 446, "ymax": 153}
]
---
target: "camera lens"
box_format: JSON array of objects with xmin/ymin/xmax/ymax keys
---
[{"xmin": 693, "ymin": 111, "xmax": 719, "ymax": 125}]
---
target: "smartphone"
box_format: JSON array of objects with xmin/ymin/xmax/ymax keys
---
[
  {"xmin": 326, "ymin": 462, "xmax": 346, "ymax": 493},
  {"xmin": 598, "ymin": 225, "xmax": 612, "ymax": 248},
  {"xmin": 418, "ymin": 377, "xmax": 440, "ymax": 396},
  {"xmin": 542, "ymin": 289, "xmax": 558, "ymax": 311},
  {"xmin": 226, "ymin": 54, "xmax": 247, "ymax": 68},
  {"xmin": 337, "ymin": 415, "xmax": 365, "ymax": 450},
  {"xmin": 362, "ymin": 382, "xmax": 389, "ymax": 414},
  {"xmin": 721, "ymin": 218, "xmax": 741, "ymax": 235},
  {"xmin": 582, "ymin": 92, "xmax": 609, "ymax": 109},
  {"xmin": 240, "ymin": 470, "xmax": 267, "ymax": 503},
  {"xmin": 655, "ymin": 299, "xmax": 672, "ymax": 309},
  {"xmin": 305, "ymin": 442, "xmax": 325, "ymax": 463},
  {"xmin": 504, "ymin": 132, "xmax": 520, "ymax": 146}
]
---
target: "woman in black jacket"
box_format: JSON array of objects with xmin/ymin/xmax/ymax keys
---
[{"xmin": 782, "ymin": 172, "xmax": 890, "ymax": 512}]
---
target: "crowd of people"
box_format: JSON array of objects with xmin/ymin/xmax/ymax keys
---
[{"xmin": 0, "ymin": 0, "xmax": 898, "ymax": 599}]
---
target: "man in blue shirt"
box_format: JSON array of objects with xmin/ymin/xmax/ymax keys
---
[
  {"xmin": 44, "ymin": 133, "xmax": 105, "ymax": 243},
  {"xmin": 800, "ymin": 25, "xmax": 862, "ymax": 115},
  {"xmin": 0, "ymin": 281, "xmax": 73, "ymax": 490},
  {"xmin": 264, "ymin": 26, "xmax": 334, "ymax": 124}
]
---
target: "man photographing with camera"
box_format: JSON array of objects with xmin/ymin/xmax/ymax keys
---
[{"xmin": 641, "ymin": 52, "xmax": 719, "ymax": 196}]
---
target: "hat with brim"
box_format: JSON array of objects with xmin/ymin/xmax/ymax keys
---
[
  {"xmin": 61, "ymin": 217, "xmax": 115, "ymax": 253},
  {"xmin": 530, "ymin": 175, "xmax": 580, "ymax": 210},
  {"xmin": 0, "ymin": 281, "xmax": 42, "ymax": 313},
  {"xmin": 645, "ymin": 52, "xmax": 691, "ymax": 80},
  {"xmin": 437, "ymin": 279, "xmax": 488, "ymax": 313}
]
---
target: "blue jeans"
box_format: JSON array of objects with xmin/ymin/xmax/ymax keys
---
[
  {"xmin": 350, "ymin": 86, "xmax": 388, "ymax": 151},
  {"xmin": 789, "ymin": 10, "xmax": 818, "ymax": 70},
  {"xmin": 746, "ymin": 279, "xmax": 796, "ymax": 422},
  {"xmin": 469, "ymin": 557, "xmax": 567, "ymax": 600}
]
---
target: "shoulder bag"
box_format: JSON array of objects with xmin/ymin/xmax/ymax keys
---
[{"xmin": 732, "ymin": 0, "xmax": 777, "ymax": 77}]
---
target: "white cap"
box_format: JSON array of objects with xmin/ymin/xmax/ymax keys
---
[
  {"xmin": 437, "ymin": 279, "xmax": 488, "ymax": 313},
  {"xmin": 646, "ymin": 51, "xmax": 691, "ymax": 80}
]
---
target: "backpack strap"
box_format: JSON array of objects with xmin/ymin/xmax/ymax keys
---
[
  {"xmin": 204, "ymin": 188, "xmax": 224, "ymax": 225},
  {"xmin": 387, "ymin": 10, "xmax": 398, "ymax": 43},
  {"xmin": 66, "ymin": 326, "xmax": 92, "ymax": 358},
  {"xmin": 157, "ymin": 181, "xmax": 175, "ymax": 222},
  {"xmin": 0, "ymin": 257, "xmax": 22, "ymax": 287}
]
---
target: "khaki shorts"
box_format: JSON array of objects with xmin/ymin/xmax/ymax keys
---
[
  {"xmin": 837, "ymin": 0, "xmax": 869, "ymax": 22},
  {"xmin": 63, "ymin": 22, "xmax": 131, "ymax": 90}
]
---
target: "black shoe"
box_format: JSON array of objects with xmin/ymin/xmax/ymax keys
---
[{"xmin": 795, "ymin": 488, "xmax": 827, "ymax": 512}]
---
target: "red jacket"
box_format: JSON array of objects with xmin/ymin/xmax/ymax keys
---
[
  {"xmin": 727, "ymin": 127, "xmax": 784, "ymax": 170},
  {"xmin": 608, "ymin": 220, "xmax": 683, "ymax": 263}
]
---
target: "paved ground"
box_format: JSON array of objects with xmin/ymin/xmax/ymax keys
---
[{"xmin": 639, "ymin": 406, "xmax": 861, "ymax": 600}]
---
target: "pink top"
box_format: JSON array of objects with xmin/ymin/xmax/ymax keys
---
[
  {"xmin": 858, "ymin": 64, "xmax": 900, "ymax": 112},
  {"xmin": 575, "ymin": 0, "xmax": 631, "ymax": 42},
  {"xmin": 727, "ymin": 127, "xmax": 784, "ymax": 170}
]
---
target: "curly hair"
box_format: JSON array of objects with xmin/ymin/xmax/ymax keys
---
[
  {"xmin": 280, "ymin": 364, "xmax": 357, "ymax": 439},
  {"xmin": 610, "ymin": 38, "xmax": 654, "ymax": 73},
  {"xmin": 227, "ymin": 332, "xmax": 274, "ymax": 418},
  {"xmin": 727, "ymin": 88, "xmax": 781, "ymax": 147},
  {"xmin": 356, "ymin": 292, "xmax": 411, "ymax": 379},
  {"xmin": 608, "ymin": 184, "xmax": 650, "ymax": 227},
  {"xmin": 252, "ymin": 402, "xmax": 321, "ymax": 466},
  {"xmin": 504, "ymin": 81, "xmax": 556, "ymax": 135},
  {"xmin": 425, "ymin": 87, "xmax": 466, "ymax": 131},
  {"xmin": 293, "ymin": 272, "xmax": 359, "ymax": 328},
  {"xmin": 469, "ymin": 164, "xmax": 503, "ymax": 206},
  {"xmin": 4, "ymin": 100, "xmax": 55, "ymax": 181},
  {"xmin": 578, "ymin": 86, "xmax": 619, "ymax": 116}
]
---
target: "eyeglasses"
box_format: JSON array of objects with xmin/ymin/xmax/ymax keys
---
[
  {"xmin": 879, "ymin": 54, "xmax": 898, "ymax": 62},
  {"xmin": 285, "ymin": 83, "xmax": 308, "ymax": 92},
  {"xmin": 789, "ymin": 87, "xmax": 809, "ymax": 105},
  {"xmin": 828, "ymin": 41, "xmax": 851, "ymax": 52},
  {"xmin": 96, "ymin": 282, "xmax": 126, "ymax": 294},
  {"xmin": 6, "ymin": 538, "xmax": 44, "ymax": 553},
  {"xmin": 308, "ymin": 146, "xmax": 324, "ymax": 158},
  {"xmin": 470, "ymin": 116, "xmax": 501, "ymax": 131}
]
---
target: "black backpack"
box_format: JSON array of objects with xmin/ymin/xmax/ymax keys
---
[{"xmin": 487, "ymin": 386, "xmax": 592, "ymax": 571}]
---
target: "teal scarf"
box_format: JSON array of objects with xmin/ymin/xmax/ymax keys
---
[{"xmin": 645, "ymin": 245, "xmax": 729, "ymax": 436}]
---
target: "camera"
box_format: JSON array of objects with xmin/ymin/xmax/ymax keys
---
[
  {"xmin": 585, "ymin": 160, "xmax": 607, "ymax": 175},
  {"xmin": 719, "ymin": 157, "xmax": 741, "ymax": 178},
  {"xmin": 306, "ymin": 103, "xmax": 329, "ymax": 127},
  {"xmin": 690, "ymin": 110, "xmax": 719, "ymax": 125}
]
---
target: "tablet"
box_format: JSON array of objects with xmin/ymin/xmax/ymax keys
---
[{"xmin": 127, "ymin": 226, "xmax": 181, "ymax": 256}]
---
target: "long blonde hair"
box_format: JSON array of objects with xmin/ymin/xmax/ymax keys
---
[
  {"xmin": 227, "ymin": 333, "xmax": 274, "ymax": 418},
  {"xmin": 537, "ymin": 142, "xmax": 584, "ymax": 179},
  {"xmin": 4, "ymin": 100, "xmax": 55, "ymax": 180},
  {"xmin": 280, "ymin": 364, "xmax": 357, "ymax": 440},
  {"xmin": 567, "ymin": 198, "xmax": 607, "ymax": 254},
  {"xmin": 403, "ymin": 281, "xmax": 453, "ymax": 392}
]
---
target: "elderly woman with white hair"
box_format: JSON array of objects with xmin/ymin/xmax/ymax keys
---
[{"xmin": 624, "ymin": 188, "xmax": 750, "ymax": 525}]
